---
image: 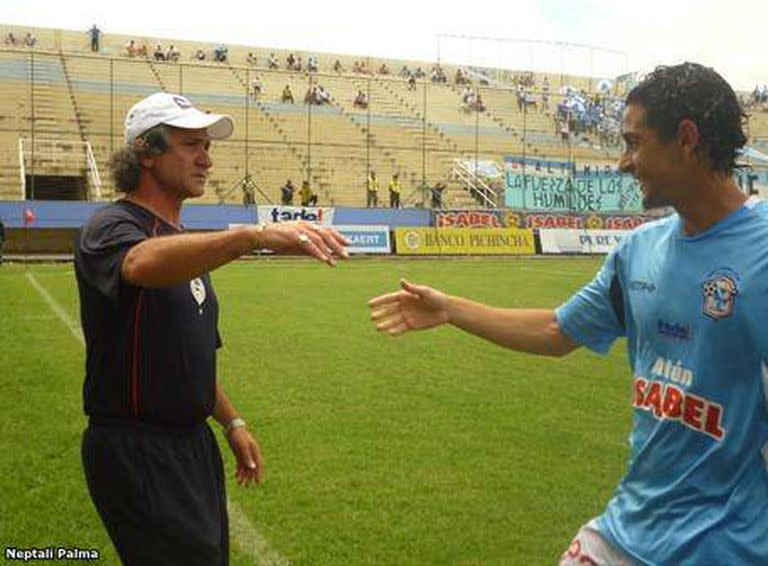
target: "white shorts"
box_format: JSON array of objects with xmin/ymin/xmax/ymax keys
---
[{"xmin": 558, "ymin": 519, "xmax": 633, "ymax": 566}]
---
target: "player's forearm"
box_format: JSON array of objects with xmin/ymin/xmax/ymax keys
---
[
  {"xmin": 122, "ymin": 226, "xmax": 259, "ymax": 287},
  {"xmin": 212, "ymin": 383, "xmax": 239, "ymax": 427},
  {"xmin": 446, "ymin": 297, "xmax": 578, "ymax": 357}
]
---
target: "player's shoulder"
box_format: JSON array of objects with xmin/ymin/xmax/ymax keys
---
[
  {"xmin": 746, "ymin": 198, "xmax": 768, "ymax": 224},
  {"xmin": 616, "ymin": 213, "xmax": 677, "ymax": 251}
]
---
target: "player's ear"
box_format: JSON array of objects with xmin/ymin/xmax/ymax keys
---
[{"xmin": 677, "ymin": 119, "xmax": 700, "ymax": 160}]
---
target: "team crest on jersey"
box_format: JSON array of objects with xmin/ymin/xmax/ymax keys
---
[
  {"xmin": 190, "ymin": 278, "xmax": 206, "ymax": 314},
  {"xmin": 701, "ymin": 268, "xmax": 740, "ymax": 320}
]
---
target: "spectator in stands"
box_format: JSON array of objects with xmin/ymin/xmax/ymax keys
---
[
  {"xmin": 267, "ymin": 53, "xmax": 279, "ymax": 69},
  {"xmin": 304, "ymin": 85, "xmax": 319, "ymax": 105},
  {"xmin": 281, "ymin": 179, "xmax": 295, "ymax": 205},
  {"xmin": 307, "ymin": 55, "xmax": 319, "ymax": 72},
  {"xmin": 560, "ymin": 118, "xmax": 570, "ymax": 145},
  {"xmin": 353, "ymin": 90, "xmax": 368, "ymax": 109},
  {"xmin": 430, "ymin": 65, "xmax": 447, "ymax": 83},
  {"xmin": 316, "ymin": 85, "xmax": 331, "ymax": 105},
  {"xmin": 455, "ymin": 68, "xmax": 468, "ymax": 85},
  {"xmin": 23, "ymin": 32, "xmax": 36, "ymax": 48},
  {"xmin": 541, "ymin": 77, "xmax": 550, "ymax": 113},
  {"xmin": 166, "ymin": 45, "xmax": 180, "ymax": 63},
  {"xmin": 473, "ymin": 93, "xmax": 486, "ymax": 113},
  {"xmin": 366, "ymin": 171, "xmax": 379, "ymax": 207},
  {"xmin": 430, "ymin": 181, "xmax": 446, "ymax": 208},
  {"xmin": 287, "ymin": 53, "xmax": 297, "ymax": 70},
  {"xmin": 242, "ymin": 184, "xmax": 255, "ymax": 206},
  {"xmin": 388, "ymin": 173, "xmax": 402, "ymax": 208},
  {"xmin": 516, "ymin": 83, "xmax": 525, "ymax": 112},
  {"xmin": 195, "ymin": 48, "xmax": 206, "ymax": 61},
  {"xmin": 332, "ymin": 59, "xmax": 344, "ymax": 73},
  {"xmin": 295, "ymin": 56, "xmax": 303, "ymax": 72},
  {"xmin": 353, "ymin": 61, "xmax": 363, "ymax": 74},
  {"xmin": 281, "ymin": 84, "xmax": 295, "ymax": 104},
  {"xmin": 79, "ymin": 91, "xmax": 348, "ymax": 566},
  {"xmin": 378, "ymin": 63, "xmax": 390, "ymax": 75},
  {"xmin": 251, "ymin": 76, "xmax": 263, "ymax": 99},
  {"xmin": 399, "ymin": 65, "xmax": 411, "ymax": 78},
  {"xmin": 461, "ymin": 85, "xmax": 473, "ymax": 104},
  {"xmin": 123, "ymin": 39, "xmax": 137, "ymax": 57},
  {"xmin": 460, "ymin": 87, "xmax": 480, "ymax": 113},
  {"xmin": 413, "ymin": 67, "xmax": 425, "ymax": 79},
  {"xmin": 299, "ymin": 180, "xmax": 317, "ymax": 206},
  {"xmin": 88, "ymin": 25, "xmax": 101, "ymax": 52},
  {"xmin": 136, "ymin": 43, "xmax": 148, "ymax": 58},
  {"xmin": 4, "ymin": 32, "xmax": 17, "ymax": 46},
  {"xmin": 214, "ymin": 44, "xmax": 228, "ymax": 63},
  {"xmin": 154, "ymin": 44, "xmax": 165, "ymax": 62},
  {"xmin": 246, "ymin": 52, "xmax": 257, "ymax": 66},
  {"xmin": 407, "ymin": 73, "xmax": 417, "ymax": 91}
]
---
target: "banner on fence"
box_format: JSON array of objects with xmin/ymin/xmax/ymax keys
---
[
  {"xmin": 539, "ymin": 229, "xmax": 627, "ymax": 254},
  {"xmin": 257, "ymin": 206, "xmax": 335, "ymax": 225},
  {"xmin": 335, "ymin": 225, "xmax": 391, "ymax": 254},
  {"xmin": 394, "ymin": 228, "xmax": 535, "ymax": 255}
]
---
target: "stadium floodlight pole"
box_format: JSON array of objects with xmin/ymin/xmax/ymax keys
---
[
  {"xmin": 30, "ymin": 51, "xmax": 35, "ymax": 200},
  {"xmin": 422, "ymin": 81, "xmax": 427, "ymax": 203},
  {"xmin": 245, "ymin": 67, "xmax": 250, "ymax": 178},
  {"xmin": 307, "ymin": 76, "xmax": 312, "ymax": 185},
  {"xmin": 474, "ymin": 98, "xmax": 479, "ymax": 198},
  {"xmin": 366, "ymin": 75, "xmax": 371, "ymax": 181}
]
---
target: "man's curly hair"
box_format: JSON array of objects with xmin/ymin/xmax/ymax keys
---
[{"xmin": 626, "ymin": 62, "xmax": 747, "ymax": 174}]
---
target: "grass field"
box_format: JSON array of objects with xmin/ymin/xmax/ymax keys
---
[{"xmin": 0, "ymin": 257, "xmax": 633, "ymax": 565}]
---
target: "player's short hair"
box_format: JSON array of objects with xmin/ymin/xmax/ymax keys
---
[
  {"xmin": 109, "ymin": 124, "xmax": 171, "ymax": 193},
  {"xmin": 626, "ymin": 62, "xmax": 747, "ymax": 174}
]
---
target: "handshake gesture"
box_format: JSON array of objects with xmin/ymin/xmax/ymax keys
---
[{"xmin": 249, "ymin": 220, "xmax": 349, "ymax": 267}]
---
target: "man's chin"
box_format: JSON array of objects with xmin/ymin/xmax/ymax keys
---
[
  {"xmin": 641, "ymin": 189, "xmax": 670, "ymax": 210},
  {"xmin": 186, "ymin": 183, "xmax": 207, "ymax": 199}
]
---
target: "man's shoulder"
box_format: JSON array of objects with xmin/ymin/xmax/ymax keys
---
[{"xmin": 82, "ymin": 200, "xmax": 153, "ymax": 238}]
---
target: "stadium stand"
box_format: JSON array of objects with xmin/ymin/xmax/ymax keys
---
[{"xmin": 1, "ymin": 22, "xmax": 766, "ymax": 207}]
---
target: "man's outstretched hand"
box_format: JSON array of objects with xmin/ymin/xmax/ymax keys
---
[{"xmin": 368, "ymin": 279, "xmax": 450, "ymax": 336}]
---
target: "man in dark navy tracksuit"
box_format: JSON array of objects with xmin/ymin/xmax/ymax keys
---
[{"xmin": 75, "ymin": 93, "xmax": 348, "ymax": 565}]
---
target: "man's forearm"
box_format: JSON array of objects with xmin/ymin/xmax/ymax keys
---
[
  {"xmin": 446, "ymin": 296, "xmax": 578, "ymax": 357},
  {"xmin": 212, "ymin": 382, "xmax": 239, "ymax": 427},
  {"xmin": 122, "ymin": 226, "xmax": 258, "ymax": 287}
]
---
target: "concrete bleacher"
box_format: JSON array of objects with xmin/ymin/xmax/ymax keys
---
[{"xmin": 1, "ymin": 22, "xmax": 767, "ymax": 207}]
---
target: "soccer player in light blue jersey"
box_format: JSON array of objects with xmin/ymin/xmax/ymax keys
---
[{"xmin": 369, "ymin": 63, "xmax": 767, "ymax": 565}]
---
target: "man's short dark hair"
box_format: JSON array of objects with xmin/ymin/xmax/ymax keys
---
[{"xmin": 626, "ymin": 62, "xmax": 747, "ymax": 174}]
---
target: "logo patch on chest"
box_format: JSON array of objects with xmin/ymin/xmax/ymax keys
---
[
  {"xmin": 701, "ymin": 268, "xmax": 740, "ymax": 320},
  {"xmin": 190, "ymin": 278, "xmax": 206, "ymax": 314}
]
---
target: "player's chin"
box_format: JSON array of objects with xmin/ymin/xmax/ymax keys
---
[
  {"xmin": 640, "ymin": 184, "xmax": 666, "ymax": 210},
  {"xmin": 186, "ymin": 178, "xmax": 207, "ymax": 197}
]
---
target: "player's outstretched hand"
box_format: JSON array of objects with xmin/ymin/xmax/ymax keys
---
[
  {"xmin": 255, "ymin": 221, "xmax": 349, "ymax": 267},
  {"xmin": 368, "ymin": 279, "xmax": 450, "ymax": 336}
]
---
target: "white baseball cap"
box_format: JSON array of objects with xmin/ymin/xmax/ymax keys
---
[{"xmin": 124, "ymin": 92, "xmax": 234, "ymax": 144}]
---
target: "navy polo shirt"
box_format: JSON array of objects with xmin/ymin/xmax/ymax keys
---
[{"xmin": 75, "ymin": 200, "xmax": 221, "ymax": 426}]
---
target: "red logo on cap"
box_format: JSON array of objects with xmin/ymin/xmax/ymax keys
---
[{"xmin": 173, "ymin": 96, "xmax": 192, "ymax": 109}]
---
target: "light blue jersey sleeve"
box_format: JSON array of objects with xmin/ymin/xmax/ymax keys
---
[{"xmin": 555, "ymin": 246, "xmax": 627, "ymax": 355}]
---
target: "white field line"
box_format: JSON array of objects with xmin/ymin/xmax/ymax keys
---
[
  {"xmin": 26, "ymin": 273, "xmax": 84, "ymax": 346},
  {"xmin": 25, "ymin": 272, "xmax": 288, "ymax": 565}
]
